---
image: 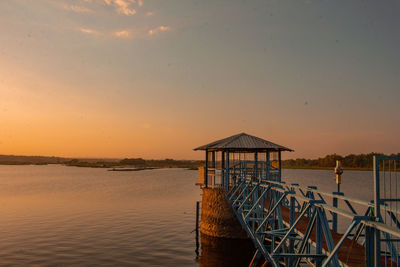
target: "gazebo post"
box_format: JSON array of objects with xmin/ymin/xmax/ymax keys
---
[
  {"xmin": 221, "ymin": 151, "xmax": 225, "ymax": 186},
  {"xmin": 225, "ymin": 150, "xmax": 230, "ymax": 191},
  {"xmin": 278, "ymin": 150, "xmax": 282, "ymax": 182},
  {"xmin": 212, "ymin": 151, "xmax": 215, "ymax": 168},
  {"xmin": 266, "ymin": 151, "xmax": 270, "ymax": 181},
  {"xmin": 254, "ymin": 152, "xmax": 258, "ymax": 181},
  {"xmin": 205, "ymin": 149, "xmax": 208, "ymax": 188}
]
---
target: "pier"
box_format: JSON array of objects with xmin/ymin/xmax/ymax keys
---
[{"xmin": 195, "ymin": 133, "xmax": 400, "ymax": 266}]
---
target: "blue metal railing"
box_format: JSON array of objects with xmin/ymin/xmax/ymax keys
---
[
  {"xmin": 223, "ymin": 156, "xmax": 400, "ymax": 267},
  {"xmin": 206, "ymin": 160, "xmax": 279, "ymax": 188},
  {"xmin": 373, "ymin": 155, "xmax": 400, "ymax": 266}
]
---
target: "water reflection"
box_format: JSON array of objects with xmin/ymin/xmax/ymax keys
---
[{"xmin": 197, "ymin": 234, "xmax": 255, "ymax": 267}]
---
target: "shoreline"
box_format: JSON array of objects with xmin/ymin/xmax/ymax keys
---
[
  {"xmin": 108, "ymin": 167, "xmax": 159, "ymax": 171},
  {"xmin": 0, "ymin": 163, "xmax": 375, "ymax": 171}
]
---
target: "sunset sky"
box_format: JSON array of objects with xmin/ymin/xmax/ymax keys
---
[{"xmin": 0, "ymin": 0, "xmax": 399, "ymax": 159}]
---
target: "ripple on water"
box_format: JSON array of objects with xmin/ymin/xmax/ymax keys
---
[
  {"xmin": 0, "ymin": 166, "xmax": 378, "ymax": 266},
  {"xmin": 0, "ymin": 166, "xmax": 201, "ymax": 266}
]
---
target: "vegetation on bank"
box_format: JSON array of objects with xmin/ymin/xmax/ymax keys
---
[
  {"xmin": 64, "ymin": 158, "xmax": 202, "ymax": 169},
  {"xmin": 282, "ymin": 153, "xmax": 400, "ymax": 171},
  {"xmin": 0, "ymin": 155, "xmax": 64, "ymax": 165},
  {"xmin": 0, "ymin": 155, "xmax": 202, "ymax": 169},
  {"xmin": 118, "ymin": 158, "xmax": 202, "ymax": 169}
]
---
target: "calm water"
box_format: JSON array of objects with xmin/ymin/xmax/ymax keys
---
[
  {"xmin": 0, "ymin": 165, "xmax": 386, "ymax": 266},
  {"xmin": 0, "ymin": 165, "xmax": 202, "ymax": 266},
  {"xmin": 282, "ymin": 168, "xmax": 375, "ymax": 201}
]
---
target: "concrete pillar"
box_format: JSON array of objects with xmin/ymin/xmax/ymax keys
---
[{"xmin": 200, "ymin": 188, "xmax": 248, "ymax": 239}]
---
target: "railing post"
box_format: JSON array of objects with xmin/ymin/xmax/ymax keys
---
[
  {"xmin": 288, "ymin": 193, "xmax": 296, "ymax": 266},
  {"xmin": 332, "ymin": 196, "xmax": 337, "ymax": 232},
  {"xmin": 332, "ymin": 192, "xmax": 343, "ymax": 232},
  {"xmin": 373, "ymin": 156, "xmax": 381, "ymax": 267},
  {"xmin": 365, "ymin": 225, "xmax": 374, "ymax": 267},
  {"xmin": 316, "ymin": 208, "xmax": 323, "ymax": 267},
  {"xmin": 332, "ymin": 160, "xmax": 343, "ymax": 233}
]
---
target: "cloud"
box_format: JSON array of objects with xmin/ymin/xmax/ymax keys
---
[
  {"xmin": 113, "ymin": 26, "xmax": 172, "ymax": 39},
  {"xmin": 145, "ymin": 11, "xmax": 153, "ymax": 16},
  {"xmin": 138, "ymin": 0, "xmax": 143, "ymax": 7},
  {"xmin": 148, "ymin": 26, "xmax": 170, "ymax": 36},
  {"xmin": 104, "ymin": 0, "xmax": 137, "ymax": 16},
  {"xmin": 113, "ymin": 29, "xmax": 131, "ymax": 38},
  {"xmin": 62, "ymin": 4, "xmax": 93, "ymax": 13},
  {"xmin": 79, "ymin": 27, "xmax": 99, "ymax": 35}
]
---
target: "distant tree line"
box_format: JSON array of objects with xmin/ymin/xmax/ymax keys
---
[
  {"xmin": 0, "ymin": 155, "xmax": 64, "ymax": 165},
  {"xmin": 282, "ymin": 153, "xmax": 400, "ymax": 169},
  {"xmin": 63, "ymin": 158, "xmax": 202, "ymax": 169},
  {"xmin": 2, "ymin": 153, "xmax": 398, "ymax": 170},
  {"xmin": 119, "ymin": 158, "xmax": 202, "ymax": 169},
  {"xmin": 0, "ymin": 154, "xmax": 203, "ymax": 169}
]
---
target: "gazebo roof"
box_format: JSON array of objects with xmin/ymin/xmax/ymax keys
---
[{"xmin": 194, "ymin": 133, "xmax": 293, "ymax": 152}]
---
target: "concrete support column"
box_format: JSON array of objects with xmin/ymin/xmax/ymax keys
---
[{"xmin": 200, "ymin": 188, "xmax": 248, "ymax": 239}]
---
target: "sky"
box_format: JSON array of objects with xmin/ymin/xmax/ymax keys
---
[{"xmin": 0, "ymin": 0, "xmax": 399, "ymax": 160}]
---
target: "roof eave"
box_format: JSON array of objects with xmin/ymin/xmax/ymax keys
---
[{"xmin": 194, "ymin": 147, "xmax": 294, "ymax": 152}]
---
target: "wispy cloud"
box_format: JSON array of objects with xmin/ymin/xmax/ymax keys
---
[
  {"xmin": 113, "ymin": 29, "xmax": 131, "ymax": 38},
  {"xmin": 148, "ymin": 26, "xmax": 170, "ymax": 36},
  {"xmin": 112, "ymin": 26, "xmax": 172, "ymax": 39},
  {"xmin": 59, "ymin": 3, "xmax": 93, "ymax": 13},
  {"xmin": 79, "ymin": 27, "xmax": 100, "ymax": 35},
  {"xmin": 104, "ymin": 0, "xmax": 137, "ymax": 16},
  {"xmin": 62, "ymin": 4, "xmax": 93, "ymax": 13}
]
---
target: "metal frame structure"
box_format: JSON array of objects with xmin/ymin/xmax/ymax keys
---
[
  {"xmin": 195, "ymin": 135, "xmax": 400, "ymax": 266},
  {"xmin": 224, "ymin": 156, "xmax": 400, "ymax": 266}
]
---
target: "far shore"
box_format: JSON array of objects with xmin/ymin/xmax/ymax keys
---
[
  {"xmin": 0, "ymin": 162, "xmax": 375, "ymax": 171},
  {"xmin": 1, "ymin": 152, "xmax": 398, "ymax": 172}
]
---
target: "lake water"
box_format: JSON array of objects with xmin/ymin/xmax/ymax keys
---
[
  {"xmin": 0, "ymin": 165, "xmax": 202, "ymax": 266},
  {"xmin": 0, "ymin": 165, "xmax": 387, "ymax": 266}
]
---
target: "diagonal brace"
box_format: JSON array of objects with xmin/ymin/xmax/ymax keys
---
[
  {"xmin": 255, "ymin": 192, "xmax": 288, "ymax": 233},
  {"xmin": 272, "ymin": 203, "xmax": 311, "ymax": 254},
  {"xmin": 244, "ymin": 186, "xmax": 271, "ymax": 220},
  {"xmin": 322, "ymin": 218, "xmax": 361, "ymax": 267}
]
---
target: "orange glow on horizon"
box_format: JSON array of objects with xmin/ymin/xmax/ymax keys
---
[{"xmin": 1, "ymin": 1, "xmax": 399, "ymax": 160}]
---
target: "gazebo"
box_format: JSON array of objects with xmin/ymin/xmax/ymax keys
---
[{"xmin": 194, "ymin": 133, "xmax": 293, "ymax": 190}]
